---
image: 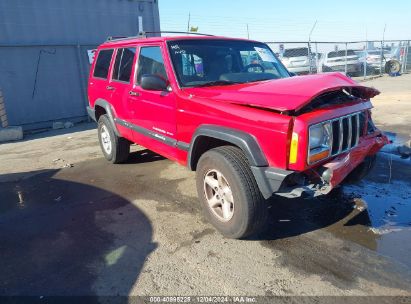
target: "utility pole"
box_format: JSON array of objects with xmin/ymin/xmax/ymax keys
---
[
  {"xmin": 187, "ymin": 12, "xmax": 191, "ymax": 32},
  {"xmin": 308, "ymin": 20, "xmax": 317, "ymax": 43},
  {"xmin": 308, "ymin": 20, "xmax": 317, "ymax": 74},
  {"xmin": 246, "ymin": 24, "xmax": 250, "ymax": 39},
  {"xmin": 380, "ymin": 23, "xmax": 386, "ymax": 74}
]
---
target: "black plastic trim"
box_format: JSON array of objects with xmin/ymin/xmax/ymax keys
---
[
  {"xmin": 86, "ymin": 106, "xmax": 96, "ymax": 122},
  {"xmin": 115, "ymin": 118, "xmax": 190, "ymax": 151},
  {"xmin": 176, "ymin": 141, "xmax": 190, "ymax": 151},
  {"xmin": 188, "ymin": 125, "xmax": 268, "ymax": 170},
  {"xmin": 251, "ymin": 166, "xmax": 294, "ymax": 199},
  {"xmin": 93, "ymin": 99, "xmax": 120, "ymax": 136}
]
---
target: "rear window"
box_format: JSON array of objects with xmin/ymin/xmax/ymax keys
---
[
  {"xmin": 112, "ymin": 48, "xmax": 136, "ymax": 83},
  {"xmin": 328, "ymin": 50, "xmax": 356, "ymax": 58},
  {"xmin": 283, "ymin": 48, "xmax": 309, "ymax": 57},
  {"xmin": 93, "ymin": 49, "xmax": 114, "ymax": 79}
]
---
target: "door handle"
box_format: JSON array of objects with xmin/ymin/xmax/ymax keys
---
[
  {"xmin": 106, "ymin": 85, "xmax": 115, "ymax": 91},
  {"xmin": 129, "ymin": 91, "xmax": 140, "ymax": 97}
]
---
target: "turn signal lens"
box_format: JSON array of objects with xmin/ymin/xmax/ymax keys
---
[
  {"xmin": 308, "ymin": 149, "xmax": 330, "ymax": 164},
  {"xmin": 289, "ymin": 132, "xmax": 299, "ymax": 164}
]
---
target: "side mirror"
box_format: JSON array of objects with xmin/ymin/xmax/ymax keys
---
[{"xmin": 141, "ymin": 74, "xmax": 168, "ymax": 91}]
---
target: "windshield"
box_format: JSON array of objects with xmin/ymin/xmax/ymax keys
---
[{"xmin": 167, "ymin": 39, "xmax": 290, "ymax": 87}]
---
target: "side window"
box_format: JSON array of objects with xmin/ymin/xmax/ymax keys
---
[
  {"xmin": 137, "ymin": 46, "xmax": 168, "ymax": 84},
  {"xmin": 93, "ymin": 49, "xmax": 114, "ymax": 79},
  {"xmin": 112, "ymin": 48, "xmax": 136, "ymax": 83}
]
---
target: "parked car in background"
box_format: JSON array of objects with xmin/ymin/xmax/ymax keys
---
[
  {"xmin": 318, "ymin": 50, "xmax": 361, "ymax": 76},
  {"xmin": 280, "ymin": 47, "xmax": 316, "ymax": 75},
  {"xmin": 356, "ymin": 49, "xmax": 400, "ymax": 75},
  {"xmin": 386, "ymin": 46, "xmax": 408, "ymax": 74},
  {"xmin": 356, "ymin": 49, "xmax": 391, "ymax": 67}
]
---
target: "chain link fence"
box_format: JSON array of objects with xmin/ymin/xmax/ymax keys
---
[{"xmin": 265, "ymin": 40, "xmax": 410, "ymax": 80}]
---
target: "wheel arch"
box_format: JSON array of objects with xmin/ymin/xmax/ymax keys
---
[
  {"xmin": 93, "ymin": 99, "xmax": 120, "ymax": 136},
  {"xmin": 188, "ymin": 125, "xmax": 268, "ymax": 171}
]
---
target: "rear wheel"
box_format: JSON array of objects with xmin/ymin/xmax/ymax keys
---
[
  {"xmin": 98, "ymin": 114, "xmax": 130, "ymax": 164},
  {"xmin": 196, "ymin": 146, "xmax": 267, "ymax": 239}
]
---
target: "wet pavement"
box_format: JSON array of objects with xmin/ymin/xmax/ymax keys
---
[{"xmin": 0, "ymin": 147, "xmax": 411, "ymax": 296}]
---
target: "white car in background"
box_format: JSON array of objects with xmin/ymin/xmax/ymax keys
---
[
  {"xmin": 356, "ymin": 49, "xmax": 393, "ymax": 70},
  {"xmin": 280, "ymin": 48, "xmax": 316, "ymax": 75},
  {"xmin": 318, "ymin": 50, "xmax": 361, "ymax": 76}
]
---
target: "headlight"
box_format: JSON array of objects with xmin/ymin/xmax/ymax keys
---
[{"xmin": 308, "ymin": 122, "xmax": 332, "ymax": 164}]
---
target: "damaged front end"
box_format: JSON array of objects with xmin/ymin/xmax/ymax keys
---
[
  {"xmin": 277, "ymin": 126, "xmax": 389, "ymax": 199},
  {"xmin": 275, "ymin": 82, "xmax": 388, "ymax": 199}
]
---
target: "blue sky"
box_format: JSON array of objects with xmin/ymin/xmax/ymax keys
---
[{"xmin": 159, "ymin": 0, "xmax": 411, "ymax": 42}]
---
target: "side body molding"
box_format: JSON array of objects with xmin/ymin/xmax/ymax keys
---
[{"xmin": 188, "ymin": 125, "xmax": 269, "ymax": 170}]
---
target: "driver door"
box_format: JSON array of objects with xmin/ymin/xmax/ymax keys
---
[{"xmin": 127, "ymin": 45, "xmax": 178, "ymax": 159}]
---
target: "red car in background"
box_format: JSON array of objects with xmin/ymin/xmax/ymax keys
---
[{"xmin": 87, "ymin": 34, "xmax": 388, "ymax": 239}]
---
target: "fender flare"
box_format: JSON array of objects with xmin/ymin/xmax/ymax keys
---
[
  {"xmin": 93, "ymin": 99, "xmax": 120, "ymax": 136},
  {"xmin": 188, "ymin": 124, "xmax": 268, "ymax": 170}
]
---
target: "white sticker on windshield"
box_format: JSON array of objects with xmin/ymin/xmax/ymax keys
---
[{"xmin": 254, "ymin": 47, "xmax": 276, "ymax": 62}]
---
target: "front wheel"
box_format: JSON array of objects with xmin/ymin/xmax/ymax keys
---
[{"xmin": 196, "ymin": 146, "xmax": 267, "ymax": 239}]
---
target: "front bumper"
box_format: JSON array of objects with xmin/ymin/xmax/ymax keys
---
[{"xmin": 253, "ymin": 132, "xmax": 389, "ymax": 199}]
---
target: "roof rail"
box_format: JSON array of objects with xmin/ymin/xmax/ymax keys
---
[
  {"xmin": 106, "ymin": 31, "xmax": 214, "ymax": 42},
  {"xmin": 145, "ymin": 31, "xmax": 214, "ymax": 37}
]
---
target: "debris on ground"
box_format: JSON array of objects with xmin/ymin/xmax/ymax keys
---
[
  {"xmin": 52, "ymin": 122, "xmax": 65, "ymax": 130},
  {"xmin": 52, "ymin": 158, "xmax": 74, "ymax": 168},
  {"xmin": 52, "ymin": 121, "xmax": 74, "ymax": 130},
  {"xmin": 64, "ymin": 122, "xmax": 74, "ymax": 129}
]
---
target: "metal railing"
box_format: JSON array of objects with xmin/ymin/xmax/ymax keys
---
[{"xmin": 265, "ymin": 40, "xmax": 410, "ymax": 79}]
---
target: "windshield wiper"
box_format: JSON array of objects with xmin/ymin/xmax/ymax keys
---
[
  {"xmin": 195, "ymin": 80, "xmax": 241, "ymax": 87},
  {"xmin": 246, "ymin": 78, "xmax": 274, "ymax": 83}
]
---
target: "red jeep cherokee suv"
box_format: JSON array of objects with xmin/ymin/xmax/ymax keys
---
[{"xmin": 87, "ymin": 35, "xmax": 388, "ymax": 239}]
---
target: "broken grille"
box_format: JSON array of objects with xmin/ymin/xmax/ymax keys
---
[{"xmin": 330, "ymin": 112, "xmax": 362, "ymax": 156}]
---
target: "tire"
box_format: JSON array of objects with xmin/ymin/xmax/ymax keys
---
[
  {"xmin": 97, "ymin": 114, "xmax": 130, "ymax": 164},
  {"xmin": 385, "ymin": 60, "xmax": 401, "ymax": 74},
  {"xmin": 195, "ymin": 146, "xmax": 267, "ymax": 239},
  {"xmin": 344, "ymin": 155, "xmax": 377, "ymax": 184}
]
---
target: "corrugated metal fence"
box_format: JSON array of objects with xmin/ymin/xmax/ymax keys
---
[{"xmin": 0, "ymin": 0, "xmax": 160, "ymax": 130}]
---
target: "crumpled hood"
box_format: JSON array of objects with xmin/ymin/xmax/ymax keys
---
[{"xmin": 184, "ymin": 72, "xmax": 380, "ymax": 112}]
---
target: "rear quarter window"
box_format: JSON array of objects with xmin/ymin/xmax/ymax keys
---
[{"xmin": 93, "ymin": 49, "xmax": 114, "ymax": 79}]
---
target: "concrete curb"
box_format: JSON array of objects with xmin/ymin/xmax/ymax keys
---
[
  {"xmin": 0, "ymin": 126, "xmax": 23, "ymax": 142},
  {"xmin": 0, "ymin": 90, "xmax": 8, "ymax": 128}
]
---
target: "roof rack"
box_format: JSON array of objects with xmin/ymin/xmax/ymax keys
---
[{"xmin": 106, "ymin": 31, "xmax": 214, "ymax": 42}]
